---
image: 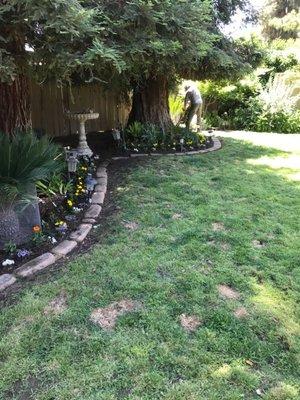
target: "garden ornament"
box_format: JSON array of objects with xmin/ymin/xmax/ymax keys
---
[
  {"xmin": 180, "ymin": 138, "xmax": 185, "ymax": 152},
  {"xmin": 67, "ymin": 155, "xmax": 79, "ymax": 174},
  {"xmin": 85, "ymin": 174, "xmax": 97, "ymax": 192}
]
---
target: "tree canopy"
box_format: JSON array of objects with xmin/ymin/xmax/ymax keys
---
[
  {"xmin": 0, "ymin": 0, "xmax": 122, "ymax": 84},
  {"xmin": 0, "ymin": 0, "xmax": 256, "ymax": 133},
  {"xmin": 90, "ymin": 0, "xmax": 255, "ymax": 87}
]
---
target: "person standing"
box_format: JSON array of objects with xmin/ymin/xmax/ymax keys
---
[{"xmin": 183, "ymin": 83, "xmax": 203, "ymax": 131}]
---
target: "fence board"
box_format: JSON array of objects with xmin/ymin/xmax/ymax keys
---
[{"xmin": 30, "ymin": 81, "xmax": 130, "ymax": 137}]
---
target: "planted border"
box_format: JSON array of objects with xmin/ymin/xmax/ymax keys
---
[{"xmin": 0, "ymin": 137, "xmax": 221, "ymax": 293}]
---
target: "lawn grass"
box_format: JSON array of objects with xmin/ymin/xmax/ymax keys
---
[{"xmin": 0, "ymin": 134, "xmax": 299, "ymax": 400}]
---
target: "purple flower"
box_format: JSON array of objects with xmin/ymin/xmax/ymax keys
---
[
  {"xmin": 17, "ymin": 249, "xmax": 30, "ymax": 258},
  {"xmin": 55, "ymin": 222, "xmax": 68, "ymax": 233}
]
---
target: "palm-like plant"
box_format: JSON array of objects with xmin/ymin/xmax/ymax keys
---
[{"xmin": 0, "ymin": 132, "xmax": 63, "ymax": 244}]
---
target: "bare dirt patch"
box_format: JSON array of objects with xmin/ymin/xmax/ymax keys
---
[
  {"xmin": 218, "ymin": 284, "xmax": 240, "ymax": 300},
  {"xmin": 90, "ymin": 299, "xmax": 141, "ymax": 330},
  {"xmin": 172, "ymin": 213, "xmax": 182, "ymax": 220},
  {"xmin": 122, "ymin": 221, "xmax": 139, "ymax": 230},
  {"xmin": 44, "ymin": 292, "xmax": 67, "ymax": 316},
  {"xmin": 212, "ymin": 222, "xmax": 225, "ymax": 232},
  {"xmin": 234, "ymin": 307, "xmax": 248, "ymax": 319},
  {"xmin": 252, "ymin": 240, "xmax": 266, "ymax": 248},
  {"xmin": 180, "ymin": 314, "xmax": 202, "ymax": 332},
  {"xmin": 220, "ymin": 242, "xmax": 230, "ymax": 251}
]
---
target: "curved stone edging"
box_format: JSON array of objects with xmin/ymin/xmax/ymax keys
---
[
  {"xmin": 0, "ymin": 137, "xmax": 222, "ymax": 293},
  {"xmin": 0, "ymin": 160, "xmax": 109, "ymax": 292},
  {"xmin": 111, "ymin": 136, "xmax": 222, "ymax": 161}
]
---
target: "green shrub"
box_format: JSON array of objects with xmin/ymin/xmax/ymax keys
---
[
  {"xmin": 199, "ymin": 76, "xmax": 300, "ymax": 133},
  {"xmin": 260, "ymin": 53, "xmax": 298, "ymax": 85},
  {"xmin": 255, "ymin": 110, "xmax": 300, "ymax": 133}
]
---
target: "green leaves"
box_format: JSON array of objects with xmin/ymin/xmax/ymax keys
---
[{"xmin": 0, "ymin": 132, "xmax": 63, "ymax": 208}]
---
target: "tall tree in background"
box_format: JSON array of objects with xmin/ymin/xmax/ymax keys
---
[
  {"xmin": 0, "ymin": 0, "xmax": 122, "ymax": 135},
  {"xmin": 94, "ymin": 0, "xmax": 254, "ymax": 130},
  {"xmin": 261, "ymin": 0, "xmax": 300, "ymax": 41},
  {"xmin": 1, "ymin": 0, "xmax": 255, "ymax": 135}
]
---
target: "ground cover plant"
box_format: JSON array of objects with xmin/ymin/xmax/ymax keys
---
[{"xmin": 0, "ymin": 134, "xmax": 299, "ymax": 399}]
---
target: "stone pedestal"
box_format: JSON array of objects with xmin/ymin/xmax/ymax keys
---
[{"xmin": 66, "ymin": 112, "xmax": 99, "ymax": 157}]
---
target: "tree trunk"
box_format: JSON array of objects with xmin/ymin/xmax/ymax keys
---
[
  {"xmin": 0, "ymin": 74, "xmax": 31, "ymax": 135},
  {"xmin": 128, "ymin": 76, "xmax": 173, "ymax": 131}
]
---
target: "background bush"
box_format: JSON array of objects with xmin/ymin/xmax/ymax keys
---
[{"xmin": 200, "ymin": 74, "xmax": 300, "ymax": 133}]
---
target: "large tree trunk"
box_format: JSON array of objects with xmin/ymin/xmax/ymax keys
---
[
  {"xmin": 0, "ymin": 74, "xmax": 31, "ymax": 135},
  {"xmin": 128, "ymin": 76, "xmax": 173, "ymax": 131}
]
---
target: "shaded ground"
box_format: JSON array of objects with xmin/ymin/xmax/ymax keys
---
[{"xmin": 0, "ymin": 133, "xmax": 299, "ymax": 400}]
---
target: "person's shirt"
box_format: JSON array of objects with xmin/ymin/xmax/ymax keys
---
[{"xmin": 185, "ymin": 86, "xmax": 202, "ymax": 106}]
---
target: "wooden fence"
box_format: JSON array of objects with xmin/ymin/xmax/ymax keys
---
[{"xmin": 30, "ymin": 81, "xmax": 130, "ymax": 137}]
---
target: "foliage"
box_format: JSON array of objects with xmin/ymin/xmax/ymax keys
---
[
  {"xmin": 258, "ymin": 73, "xmax": 300, "ymax": 113},
  {"xmin": 233, "ymin": 35, "xmax": 267, "ymax": 69},
  {"xmin": 0, "ymin": 0, "xmax": 122, "ymax": 84},
  {"xmin": 229, "ymin": 97, "xmax": 300, "ymax": 133},
  {"xmin": 260, "ymin": 52, "xmax": 299, "ymax": 85},
  {"xmin": 3, "ymin": 241, "xmax": 17, "ymax": 256},
  {"xmin": 37, "ymin": 173, "xmax": 73, "ymax": 198},
  {"xmin": 3, "ymin": 0, "xmax": 248, "ymax": 86},
  {"xmin": 125, "ymin": 123, "xmax": 207, "ymax": 152},
  {"xmin": 255, "ymin": 110, "xmax": 300, "ymax": 134},
  {"xmin": 0, "ymin": 132, "xmax": 63, "ymax": 209},
  {"xmin": 169, "ymin": 95, "xmax": 184, "ymax": 125},
  {"xmin": 90, "ymin": 0, "xmax": 255, "ymax": 89},
  {"xmin": 200, "ymin": 72, "xmax": 300, "ymax": 133},
  {"xmin": 199, "ymin": 79, "xmax": 260, "ymax": 115},
  {"xmin": 261, "ymin": 0, "xmax": 300, "ymax": 41}
]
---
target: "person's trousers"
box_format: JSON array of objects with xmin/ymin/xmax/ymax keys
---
[{"xmin": 185, "ymin": 103, "xmax": 202, "ymax": 130}]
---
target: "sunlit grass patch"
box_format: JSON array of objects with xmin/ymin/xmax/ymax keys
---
[{"xmin": 247, "ymin": 154, "xmax": 300, "ymax": 181}]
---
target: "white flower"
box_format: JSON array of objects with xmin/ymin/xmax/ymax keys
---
[
  {"xmin": 73, "ymin": 207, "xmax": 83, "ymax": 213},
  {"xmin": 2, "ymin": 259, "xmax": 15, "ymax": 266},
  {"xmin": 48, "ymin": 236, "xmax": 57, "ymax": 244}
]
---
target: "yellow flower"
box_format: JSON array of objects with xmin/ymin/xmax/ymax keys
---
[
  {"xmin": 67, "ymin": 200, "xmax": 73, "ymax": 207},
  {"xmin": 55, "ymin": 220, "xmax": 65, "ymax": 226}
]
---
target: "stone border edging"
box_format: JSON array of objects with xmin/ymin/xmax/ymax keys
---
[
  {"xmin": 0, "ymin": 136, "xmax": 221, "ymax": 293},
  {"xmin": 111, "ymin": 136, "xmax": 221, "ymax": 161}
]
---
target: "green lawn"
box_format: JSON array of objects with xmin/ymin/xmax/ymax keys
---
[{"xmin": 0, "ymin": 134, "xmax": 299, "ymax": 400}]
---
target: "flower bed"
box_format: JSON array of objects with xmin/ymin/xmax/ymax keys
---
[
  {"xmin": 0, "ymin": 136, "xmax": 221, "ymax": 294},
  {"xmin": 0, "ymin": 155, "xmax": 98, "ymax": 273},
  {"xmin": 124, "ymin": 124, "xmax": 214, "ymax": 154}
]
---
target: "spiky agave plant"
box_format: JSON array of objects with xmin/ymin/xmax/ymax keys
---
[{"xmin": 0, "ymin": 132, "xmax": 63, "ymax": 244}]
